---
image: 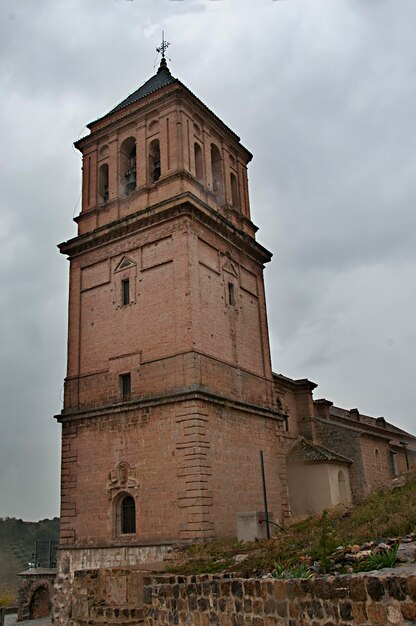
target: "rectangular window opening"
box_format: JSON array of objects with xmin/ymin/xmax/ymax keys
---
[
  {"xmin": 120, "ymin": 373, "xmax": 131, "ymax": 401},
  {"xmin": 390, "ymin": 450, "xmax": 398, "ymax": 477},
  {"xmin": 121, "ymin": 496, "xmax": 136, "ymax": 534},
  {"xmin": 122, "ymin": 278, "xmax": 130, "ymax": 306},
  {"xmin": 228, "ymin": 282, "xmax": 235, "ymax": 306}
]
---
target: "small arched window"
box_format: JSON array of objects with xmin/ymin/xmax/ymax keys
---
[
  {"xmin": 149, "ymin": 139, "xmax": 161, "ymax": 183},
  {"xmin": 120, "ymin": 137, "xmax": 137, "ymax": 195},
  {"xmin": 375, "ymin": 449, "xmax": 381, "ymax": 470},
  {"xmin": 230, "ymin": 172, "xmax": 239, "ymax": 209},
  {"xmin": 211, "ymin": 144, "xmax": 224, "ymax": 202},
  {"xmin": 98, "ymin": 163, "xmax": 109, "ymax": 205},
  {"xmin": 194, "ymin": 143, "xmax": 203, "ymax": 181},
  {"xmin": 120, "ymin": 495, "xmax": 136, "ymax": 534}
]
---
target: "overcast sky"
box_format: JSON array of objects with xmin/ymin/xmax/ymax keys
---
[{"xmin": 1, "ymin": 0, "xmax": 415, "ymax": 520}]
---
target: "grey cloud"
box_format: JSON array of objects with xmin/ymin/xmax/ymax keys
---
[{"xmin": 1, "ymin": 0, "xmax": 415, "ymax": 518}]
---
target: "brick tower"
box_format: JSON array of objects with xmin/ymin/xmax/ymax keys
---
[{"xmin": 56, "ymin": 52, "xmax": 286, "ymax": 589}]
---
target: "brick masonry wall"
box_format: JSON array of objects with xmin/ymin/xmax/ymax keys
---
[
  {"xmin": 360, "ymin": 434, "xmax": 395, "ymax": 493},
  {"xmin": 60, "ymin": 400, "xmax": 204, "ymax": 546},
  {"xmin": 65, "ymin": 218, "xmax": 192, "ymax": 409},
  {"xmin": 63, "ymin": 351, "xmax": 275, "ymax": 416},
  {"xmin": 59, "ymin": 398, "xmax": 287, "ymax": 548},
  {"xmin": 144, "ymin": 571, "xmax": 416, "ymax": 626},
  {"xmin": 208, "ymin": 406, "xmax": 288, "ymax": 534},
  {"xmin": 55, "ymin": 398, "xmax": 288, "ymax": 622},
  {"xmin": 76, "ymin": 84, "xmax": 254, "ymax": 238},
  {"xmin": 64, "ymin": 215, "xmax": 274, "ymax": 414},
  {"xmin": 396, "ymin": 449, "xmax": 413, "ymax": 475},
  {"xmin": 273, "ymin": 382, "xmax": 300, "ymax": 436}
]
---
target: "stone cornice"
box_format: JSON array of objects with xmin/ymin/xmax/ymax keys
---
[
  {"xmin": 59, "ymin": 192, "xmax": 272, "ymax": 265},
  {"xmin": 57, "ymin": 540, "xmax": 186, "ymax": 551},
  {"xmin": 273, "ymin": 372, "xmax": 318, "ymax": 392},
  {"xmin": 55, "ymin": 387, "xmax": 282, "ymax": 425}
]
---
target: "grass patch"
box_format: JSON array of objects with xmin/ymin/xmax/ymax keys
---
[
  {"xmin": 167, "ymin": 472, "xmax": 416, "ymax": 577},
  {"xmin": 0, "ymin": 592, "xmax": 16, "ymax": 607},
  {"xmin": 272, "ymin": 562, "xmax": 313, "ymax": 579}
]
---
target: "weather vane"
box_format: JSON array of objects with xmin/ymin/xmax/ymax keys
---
[{"xmin": 156, "ymin": 31, "xmax": 170, "ymax": 60}]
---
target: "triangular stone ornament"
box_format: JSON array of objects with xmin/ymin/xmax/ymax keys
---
[
  {"xmin": 115, "ymin": 256, "xmax": 136, "ymax": 272},
  {"xmin": 222, "ymin": 259, "xmax": 239, "ymax": 277}
]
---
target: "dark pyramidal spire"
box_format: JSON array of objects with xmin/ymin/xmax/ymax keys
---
[{"xmin": 108, "ymin": 33, "xmax": 174, "ymax": 116}]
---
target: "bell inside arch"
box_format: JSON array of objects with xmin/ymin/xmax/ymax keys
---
[{"xmin": 125, "ymin": 154, "xmax": 136, "ymax": 192}]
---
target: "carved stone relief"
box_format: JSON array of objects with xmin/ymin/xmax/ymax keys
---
[{"xmin": 107, "ymin": 461, "xmax": 139, "ymax": 500}]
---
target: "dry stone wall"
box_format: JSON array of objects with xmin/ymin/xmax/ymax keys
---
[
  {"xmin": 52, "ymin": 545, "xmax": 171, "ymax": 626},
  {"xmin": 18, "ymin": 569, "xmax": 55, "ymax": 621},
  {"xmin": 143, "ymin": 570, "xmax": 416, "ymax": 626},
  {"xmin": 54, "ymin": 565, "xmax": 416, "ymax": 625},
  {"xmin": 69, "ymin": 567, "xmax": 145, "ymax": 626}
]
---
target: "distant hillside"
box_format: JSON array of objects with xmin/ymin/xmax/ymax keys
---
[{"xmin": 0, "ymin": 517, "xmax": 59, "ymax": 596}]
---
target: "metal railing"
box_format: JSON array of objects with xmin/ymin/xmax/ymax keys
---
[{"xmin": 29, "ymin": 540, "xmax": 57, "ymax": 569}]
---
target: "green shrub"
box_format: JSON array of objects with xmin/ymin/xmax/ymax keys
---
[
  {"xmin": 317, "ymin": 510, "xmax": 338, "ymax": 573},
  {"xmin": 272, "ymin": 562, "xmax": 313, "ymax": 579},
  {"xmin": 359, "ymin": 544, "xmax": 399, "ymax": 572},
  {"xmin": 0, "ymin": 593, "xmax": 16, "ymax": 607}
]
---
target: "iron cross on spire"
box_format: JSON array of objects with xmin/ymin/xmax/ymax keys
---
[{"xmin": 156, "ymin": 31, "xmax": 170, "ymax": 59}]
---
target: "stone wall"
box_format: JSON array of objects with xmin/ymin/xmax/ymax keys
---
[
  {"xmin": 18, "ymin": 568, "xmax": 56, "ymax": 621},
  {"xmin": 63, "ymin": 210, "xmax": 273, "ymax": 415},
  {"xmin": 52, "ymin": 544, "xmax": 171, "ymax": 626},
  {"xmin": 60, "ymin": 565, "xmax": 416, "ymax": 626},
  {"xmin": 69, "ymin": 567, "xmax": 145, "ymax": 626},
  {"xmin": 360, "ymin": 433, "xmax": 395, "ymax": 493},
  {"xmin": 313, "ymin": 417, "xmax": 366, "ymax": 502},
  {"xmin": 143, "ymin": 571, "xmax": 416, "ymax": 626}
]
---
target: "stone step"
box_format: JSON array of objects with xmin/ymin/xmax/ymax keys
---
[
  {"xmin": 70, "ymin": 618, "xmax": 144, "ymax": 626},
  {"xmin": 90, "ymin": 605, "xmax": 143, "ymax": 623}
]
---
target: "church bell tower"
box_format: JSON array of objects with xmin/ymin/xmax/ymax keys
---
[{"xmin": 57, "ymin": 43, "xmax": 286, "ymax": 578}]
